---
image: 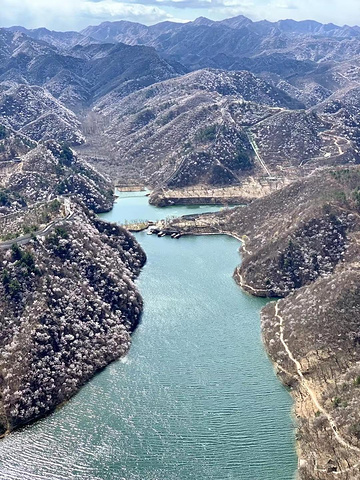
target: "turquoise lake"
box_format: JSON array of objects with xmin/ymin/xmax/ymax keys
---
[{"xmin": 0, "ymin": 192, "xmax": 297, "ymax": 479}]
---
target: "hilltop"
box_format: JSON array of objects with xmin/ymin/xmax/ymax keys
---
[{"xmin": 0, "ymin": 127, "xmax": 113, "ymax": 215}]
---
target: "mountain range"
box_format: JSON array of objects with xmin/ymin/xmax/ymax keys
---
[
  {"xmin": 1, "ymin": 14, "xmax": 360, "ymax": 478},
  {"xmin": 0, "ymin": 14, "xmax": 360, "ymax": 193}
]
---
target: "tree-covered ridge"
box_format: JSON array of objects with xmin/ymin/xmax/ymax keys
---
[{"xmin": 0, "ymin": 203, "xmax": 145, "ymax": 435}]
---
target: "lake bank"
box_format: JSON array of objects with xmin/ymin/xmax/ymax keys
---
[{"xmin": 0, "ymin": 191, "xmax": 297, "ymax": 480}]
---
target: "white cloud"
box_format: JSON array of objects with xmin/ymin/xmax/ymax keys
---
[
  {"xmin": 0, "ymin": 0, "xmax": 178, "ymax": 30},
  {"xmin": 213, "ymin": 0, "xmax": 360, "ymax": 25},
  {"xmin": 0, "ymin": 0, "xmax": 359, "ymax": 30},
  {"xmin": 81, "ymin": 1, "xmax": 174, "ymax": 23}
]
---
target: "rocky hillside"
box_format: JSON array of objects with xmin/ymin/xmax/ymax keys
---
[
  {"xmin": 0, "ymin": 30, "xmax": 184, "ymax": 110},
  {"xmin": 262, "ymin": 263, "xmax": 360, "ymax": 478},
  {"xmin": 78, "ymin": 66, "xmax": 359, "ymax": 194},
  {"xmin": 0, "ymin": 135, "xmax": 114, "ymax": 214},
  {"xmin": 77, "ymin": 16, "xmax": 360, "ymax": 194},
  {"xmin": 1, "ymin": 21, "xmax": 360, "ymax": 199},
  {"xmin": 0, "ymin": 123, "xmax": 146, "ymax": 436},
  {"xmin": 0, "ymin": 83, "xmax": 84, "ymax": 144},
  {"xmin": 81, "ymin": 69, "xmax": 297, "ymax": 184},
  {"xmin": 0, "ymin": 202, "xmax": 146, "ymax": 435},
  {"xmin": 0, "ymin": 124, "xmax": 35, "ymax": 162}
]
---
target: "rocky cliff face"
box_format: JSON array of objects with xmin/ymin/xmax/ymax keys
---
[{"xmin": 0, "ymin": 203, "xmax": 146, "ymax": 435}]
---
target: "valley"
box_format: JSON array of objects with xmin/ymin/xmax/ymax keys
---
[
  {"xmin": 0, "ymin": 11, "xmax": 360, "ymax": 480},
  {"xmin": 160, "ymin": 168, "xmax": 360, "ymax": 478}
]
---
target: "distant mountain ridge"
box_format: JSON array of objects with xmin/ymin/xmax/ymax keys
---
[
  {"xmin": 0, "ymin": 29, "xmax": 184, "ymax": 110},
  {"xmin": 5, "ymin": 26, "xmax": 96, "ymax": 50},
  {"xmin": 1, "ymin": 13, "xmax": 360, "ymax": 193},
  {"xmin": 80, "ymin": 15, "xmax": 360, "ymax": 42},
  {"xmin": 5, "ymin": 15, "xmax": 360, "ymax": 84},
  {"xmin": 74, "ymin": 15, "xmax": 360, "ymax": 80}
]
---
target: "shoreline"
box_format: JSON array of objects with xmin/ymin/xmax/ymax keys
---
[
  {"xmin": 144, "ymin": 217, "xmax": 300, "ymax": 474},
  {"xmin": 166, "ymin": 221, "xmax": 360, "ymax": 478}
]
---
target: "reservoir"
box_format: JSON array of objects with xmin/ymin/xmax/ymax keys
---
[{"xmin": 0, "ymin": 192, "xmax": 297, "ymax": 479}]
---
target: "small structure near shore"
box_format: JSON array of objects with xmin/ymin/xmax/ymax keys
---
[
  {"xmin": 124, "ymin": 221, "xmax": 155, "ymax": 232},
  {"xmin": 147, "ymin": 226, "xmax": 182, "ymax": 238},
  {"xmin": 116, "ymin": 183, "xmax": 146, "ymax": 192}
]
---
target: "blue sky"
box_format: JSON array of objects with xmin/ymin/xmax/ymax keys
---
[{"xmin": 0, "ymin": 0, "xmax": 359, "ymax": 30}]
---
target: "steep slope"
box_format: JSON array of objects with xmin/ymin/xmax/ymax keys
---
[
  {"xmin": 75, "ymin": 42, "xmax": 185, "ymax": 101},
  {"xmin": 0, "ymin": 203, "xmax": 145, "ymax": 436},
  {"xmin": 80, "ymin": 69, "xmax": 303, "ymax": 186},
  {"xmin": 0, "ymin": 83, "xmax": 84, "ymax": 144},
  {"xmin": 0, "ymin": 124, "xmax": 35, "ymax": 163},
  {"xmin": 1, "ymin": 140, "xmax": 113, "ymax": 214},
  {"xmin": 1, "ymin": 21, "xmax": 359, "ymax": 200},
  {"xmin": 0, "ymin": 30, "xmax": 184, "ymax": 109},
  {"xmin": 250, "ymin": 109, "xmax": 359, "ymax": 171}
]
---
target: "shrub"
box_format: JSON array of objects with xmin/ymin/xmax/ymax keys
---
[
  {"xmin": 0, "ymin": 189, "xmax": 10, "ymax": 207},
  {"xmin": 8, "ymin": 279, "xmax": 21, "ymax": 297},
  {"xmin": 350, "ymin": 423, "xmax": 360, "ymax": 439},
  {"xmin": 48, "ymin": 199, "xmax": 61, "ymax": 213},
  {"xmin": 54, "ymin": 226, "xmax": 69, "ymax": 239},
  {"xmin": 223, "ymin": 147, "xmax": 253, "ymax": 171},
  {"xmin": 158, "ymin": 110, "xmax": 176, "ymax": 126},
  {"xmin": 195, "ymin": 125, "xmax": 217, "ymax": 143},
  {"xmin": 1, "ymin": 269, "xmax": 10, "ymax": 286},
  {"xmin": 59, "ymin": 145, "xmax": 74, "ymax": 166},
  {"xmin": 0, "ymin": 125, "xmax": 6, "ymax": 140},
  {"xmin": 11, "ymin": 244, "xmax": 22, "ymax": 262},
  {"xmin": 134, "ymin": 109, "xmax": 155, "ymax": 127},
  {"xmin": 23, "ymin": 225, "xmax": 38, "ymax": 234},
  {"xmin": 209, "ymin": 165, "xmax": 236, "ymax": 186},
  {"xmin": 46, "ymin": 226, "xmax": 70, "ymax": 258},
  {"xmin": 353, "ymin": 189, "xmax": 360, "ymax": 210},
  {"xmin": 56, "ymin": 181, "xmax": 67, "ymax": 195}
]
